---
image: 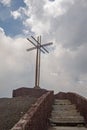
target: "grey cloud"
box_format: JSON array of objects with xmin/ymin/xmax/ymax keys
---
[{"xmin": 49, "ymin": 0, "xmax": 87, "ymax": 49}]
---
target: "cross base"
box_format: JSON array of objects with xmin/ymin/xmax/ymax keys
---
[{"xmin": 34, "ymin": 86, "xmax": 40, "ymax": 89}]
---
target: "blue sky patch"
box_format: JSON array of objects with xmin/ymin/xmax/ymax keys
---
[
  {"xmin": 11, "ymin": 0, "xmax": 26, "ymax": 11},
  {"xmin": 0, "ymin": 18, "xmax": 24, "ymax": 37},
  {"xmin": 0, "ymin": 0, "xmax": 26, "ymax": 37}
]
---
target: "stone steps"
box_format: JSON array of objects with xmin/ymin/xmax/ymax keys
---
[
  {"xmin": 51, "ymin": 111, "xmax": 80, "ymax": 116},
  {"xmin": 50, "ymin": 116, "xmax": 84, "ymax": 124},
  {"xmin": 48, "ymin": 126, "xmax": 87, "ymax": 130},
  {"xmin": 54, "ymin": 100, "xmax": 71, "ymax": 105},
  {"xmin": 52, "ymin": 105, "xmax": 76, "ymax": 110},
  {"xmin": 49, "ymin": 99, "xmax": 85, "ymax": 126}
]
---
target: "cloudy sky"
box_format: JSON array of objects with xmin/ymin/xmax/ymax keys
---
[{"xmin": 0, "ymin": 0, "xmax": 87, "ymax": 97}]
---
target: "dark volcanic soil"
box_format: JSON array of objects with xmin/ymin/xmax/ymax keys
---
[{"xmin": 0, "ymin": 96, "xmax": 37, "ymax": 130}]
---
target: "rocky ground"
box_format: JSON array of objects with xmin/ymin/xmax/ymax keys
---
[{"xmin": 0, "ymin": 96, "xmax": 37, "ymax": 130}]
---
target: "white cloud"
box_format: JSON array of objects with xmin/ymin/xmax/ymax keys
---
[
  {"xmin": 11, "ymin": 11, "xmax": 21, "ymax": 20},
  {"xmin": 22, "ymin": 0, "xmax": 74, "ymax": 35},
  {"xmin": 43, "ymin": 0, "xmax": 73, "ymax": 17},
  {"xmin": 0, "ymin": 27, "xmax": 5, "ymax": 35},
  {"xmin": 0, "ymin": 27, "xmax": 35, "ymax": 97},
  {"xmin": 24, "ymin": 17, "xmax": 50, "ymax": 34},
  {"xmin": 0, "ymin": 0, "xmax": 11, "ymax": 6},
  {"xmin": 11, "ymin": 7, "xmax": 26, "ymax": 20}
]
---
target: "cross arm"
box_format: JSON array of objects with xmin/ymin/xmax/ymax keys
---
[
  {"xmin": 31, "ymin": 36, "xmax": 49, "ymax": 53},
  {"xmin": 27, "ymin": 38, "xmax": 37, "ymax": 47},
  {"xmin": 41, "ymin": 42, "xmax": 53, "ymax": 47},
  {"xmin": 26, "ymin": 46, "xmax": 36, "ymax": 51},
  {"xmin": 27, "ymin": 38, "xmax": 45, "ymax": 53}
]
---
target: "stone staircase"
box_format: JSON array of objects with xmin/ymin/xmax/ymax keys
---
[{"xmin": 48, "ymin": 99, "xmax": 86, "ymax": 130}]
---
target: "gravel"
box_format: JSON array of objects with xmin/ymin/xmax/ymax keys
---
[{"xmin": 0, "ymin": 96, "xmax": 37, "ymax": 130}]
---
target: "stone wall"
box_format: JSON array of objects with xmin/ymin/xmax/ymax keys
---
[
  {"xmin": 55, "ymin": 92, "xmax": 67, "ymax": 99},
  {"xmin": 11, "ymin": 91, "xmax": 54, "ymax": 130},
  {"xmin": 55, "ymin": 92, "xmax": 87, "ymax": 124},
  {"xmin": 66, "ymin": 92, "xmax": 87, "ymax": 124},
  {"xmin": 13, "ymin": 87, "xmax": 48, "ymax": 98}
]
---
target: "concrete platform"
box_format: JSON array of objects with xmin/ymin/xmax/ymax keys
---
[{"xmin": 48, "ymin": 126, "xmax": 87, "ymax": 130}]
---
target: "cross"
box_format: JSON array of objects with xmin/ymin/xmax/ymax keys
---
[{"xmin": 27, "ymin": 35, "xmax": 53, "ymax": 89}]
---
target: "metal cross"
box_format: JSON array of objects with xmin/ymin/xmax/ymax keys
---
[{"xmin": 27, "ymin": 35, "xmax": 53, "ymax": 89}]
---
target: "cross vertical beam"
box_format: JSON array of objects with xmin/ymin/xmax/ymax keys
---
[
  {"xmin": 26, "ymin": 35, "xmax": 53, "ymax": 89},
  {"xmin": 35, "ymin": 36, "xmax": 40, "ymax": 88},
  {"xmin": 38, "ymin": 36, "xmax": 41, "ymax": 87}
]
